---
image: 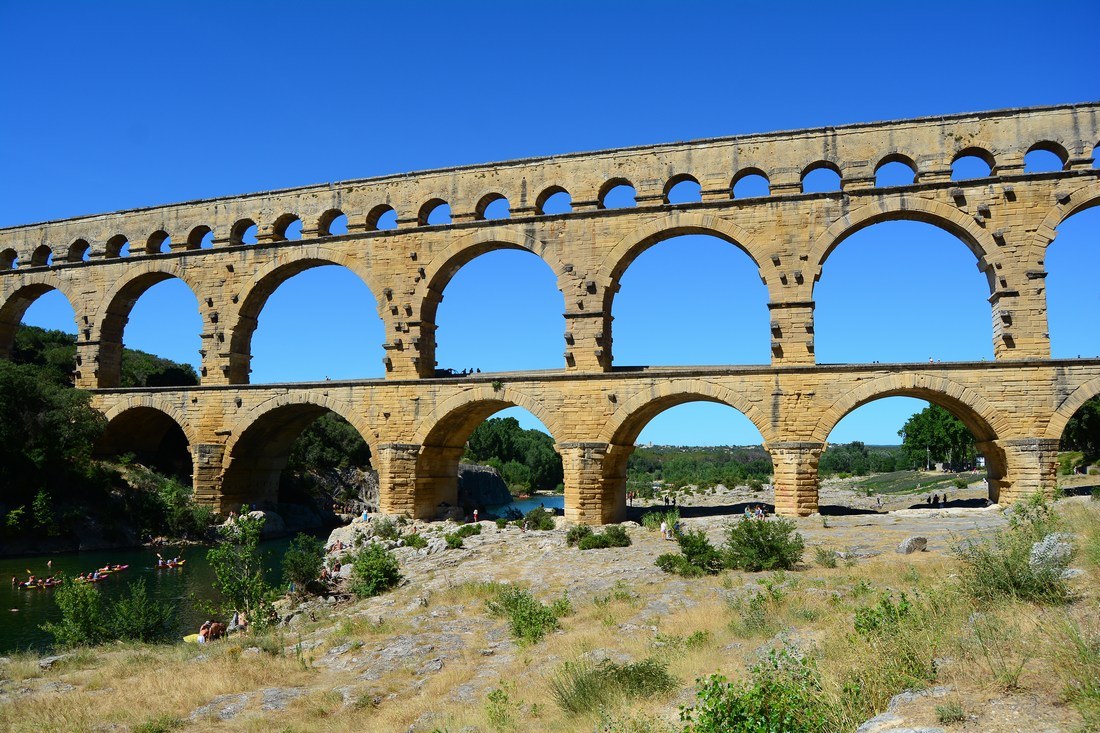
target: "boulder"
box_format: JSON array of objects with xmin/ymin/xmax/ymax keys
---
[
  {"xmin": 456, "ymin": 464, "xmax": 512, "ymax": 508},
  {"xmin": 896, "ymin": 536, "xmax": 928, "ymax": 554},
  {"xmin": 248, "ymin": 510, "xmax": 286, "ymax": 538}
]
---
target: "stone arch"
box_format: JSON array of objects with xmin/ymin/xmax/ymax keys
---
[
  {"xmin": 663, "ymin": 173, "xmax": 701, "ymax": 203},
  {"xmin": 411, "ymin": 385, "xmax": 558, "ymax": 519},
  {"xmin": 601, "ymin": 378, "xmax": 775, "ymax": 446},
  {"xmin": 30, "ymin": 245, "xmax": 53, "ymax": 267},
  {"xmin": 597, "ymin": 211, "xmax": 763, "ymax": 297},
  {"xmin": 874, "ymin": 152, "xmax": 918, "ymax": 185},
  {"xmin": 474, "ymin": 191, "xmax": 509, "ymax": 220},
  {"xmin": 1045, "ymin": 376, "xmax": 1100, "ymax": 441},
  {"xmin": 535, "ymin": 185, "xmax": 571, "ymax": 214},
  {"xmin": 227, "ymin": 248, "xmax": 382, "ymax": 385},
  {"xmin": 810, "ymin": 373, "xmax": 1007, "ymax": 444},
  {"xmin": 951, "ymin": 144, "xmax": 997, "ymax": 177},
  {"xmin": 1026, "ymin": 140, "xmax": 1070, "ymax": 169},
  {"xmin": 317, "ymin": 208, "xmax": 347, "ymax": 237},
  {"xmin": 0, "ymin": 276, "xmax": 82, "ymax": 359},
  {"xmin": 95, "ymin": 400, "xmax": 196, "ymax": 482},
  {"xmin": 731, "ymin": 167, "xmax": 770, "ymax": 197},
  {"xmin": 1030, "ymin": 180, "xmax": 1100, "ymax": 265},
  {"xmin": 221, "ymin": 392, "xmax": 370, "ymax": 510},
  {"xmin": 807, "ymin": 196, "xmax": 999, "ymax": 292},
  {"xmin": 95, "ymin": 263, "xmax": 205, "ymax": 387},
  {"xmin": 146, "ymin": 230, "xmax": 170, "ymax": 254},
  {"xmin": 272, "ymin": 213, "xmax": 302, "ymax": 241}
]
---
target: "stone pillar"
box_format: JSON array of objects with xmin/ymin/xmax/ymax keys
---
[
  {"xmin": 989, "ymin": 280, "xmax": 1051, "ymax": 360},
  {"xmin": 191, "ymin": 443, "xmax": 227, "ymax": 512},
  {"xmin": 768, "ymin": 441, "xmax": 823, "ymax": 516},
  {"xmin": 375, "ymin": 443, "xmax": 421, "ymax": 517},
  {"xmin": 564, "ymin": 311, "xmax": 612, "ymax": 371},
  {"xmin": 984, "ymin": 438, "xmax": 1060, "ymax": 505},
  {"xmin": 384, "ymin": 287, "xmax": 438, "ymax": 379},
  {"xmin": 767, "ymin": 301, "xmax": 816, "ymax": 365},
  {"xmin": 73, "ymin": 340, "xmax": 99, "ymax": 389},
  {"xmin": 414, "ymin": 445, "xmax": 464, "ymax": 518},
  {"xmin": 560, "ymin": 441, "xmax": 620, "ymax": 524}
]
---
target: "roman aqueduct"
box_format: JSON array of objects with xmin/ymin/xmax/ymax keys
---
[{"xmin": 1, "ymin": 102, "xmax": 1099, "ymax": 523}]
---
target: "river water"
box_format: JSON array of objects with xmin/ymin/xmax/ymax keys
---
[
  {"xmin": 0, "ymin": 495, "xmax": 566, "ymax": 654},
  {"xmin": 0, "ymin": 535, "xmax": 300, "ymax": 654}
]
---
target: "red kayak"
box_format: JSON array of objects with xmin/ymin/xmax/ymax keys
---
[
  {"xmin": 156, "ymin": 560, "xmax": 186, "ymax": 569},
  {"xmin": 98, "ymin": 564, "xmax": 130, "ymax": 573}
]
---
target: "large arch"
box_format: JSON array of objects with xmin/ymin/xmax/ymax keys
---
[
  {"xmin": 227, "ymin": 251, "xmax": 381, "ymax": 384},
  {"xmin": 95, "ymin": 265, "xmax": 205, "ymax": 388},
  {"xmin": 1030, "ymin": 180, "xmax": 1100, "ymax": 265},
  {"xmin": 410, "ymin": 385, "xmax": 558, "ymax": 519},
  {"xmin": 220, "ymin": 393, "xmax": 370, "ymax": 512},
  {"xmin": 418, "ymin": 230, "xmax": 569, "ymax": 374},
  {"xmin": 0, "ymin": 277, "xmax": 81, "ymax": 359},
  {"xmin": 807, "ymin": 196, "xmax": 999, "ymax": 291},
  {"xmin": 95, "ymin": 403, "xmax": 195, "ymax": 482},
  {"xmin": 1045, "ymin": 376, "xmax": 1100, "ymax": 441}
]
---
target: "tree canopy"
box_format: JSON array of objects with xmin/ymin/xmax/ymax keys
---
[
  {"xmin": 897, "ymin": 404, "xmax": 976, "ymax": 470},
  {"xmin": 1061, "ymin": 395, "xmax": 1100, "ymax": 463},
  {"xmin": 463, "ymin": 416, "xmax": 563, "ymax": 491}
]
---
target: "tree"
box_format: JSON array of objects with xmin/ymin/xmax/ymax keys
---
[
  {"xmin": 464, "ymin": 417, "xmax": 564, "ymax": 491},
  {"xmin": 283, "ymin": 532, "xmax": 326, "ymax": 593},
  {"xmin": 898, "ymin": 404, "xmax": 976, "ymax": 470},
  {"xmin": 286, "ymin": 412, "xmax": 372, "ymax": 473},
  {"xmin": 206, "ymin": 514, "xmax": 276, "ymax": 627}
]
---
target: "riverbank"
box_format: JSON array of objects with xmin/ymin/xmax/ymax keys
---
[{"xmin": 2, "ymin": 485, "xmax": 1098, "ymax": 732}]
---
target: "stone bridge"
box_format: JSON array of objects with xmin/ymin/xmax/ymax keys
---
[{"xmin": 2, "ymin": 102, "xmax": 1098, "ymax": 523}]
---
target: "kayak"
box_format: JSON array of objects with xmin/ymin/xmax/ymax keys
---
[
  {"xmin": 98, "ymin": 564, "xmax": 130, "ymax": 573},
  {"xmin": 74, "ymin": 575, "xmax": 108, "ymax": 583},
  {"xmin": 183, "ymin": 633, "xmax": 200, "ymax": 643},
  {"xmin": 157, "ymin": 560, "xmax": 186, "ymax": 569}
]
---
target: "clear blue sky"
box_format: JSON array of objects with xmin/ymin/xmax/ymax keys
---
[{"xmin": 2, "ymin": 1, "xmax": 1097, "ymax": 447}]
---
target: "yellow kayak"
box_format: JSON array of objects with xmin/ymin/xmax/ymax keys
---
[{"xmin": 183, "ymin": 633, "xmax": 200, "ymax": 643}]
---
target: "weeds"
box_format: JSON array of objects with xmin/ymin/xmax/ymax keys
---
[
  {"xmin": 347, "ymin": 543, "xmax": 402, "ymax": 598},
  {"xmin": 549, "ymin": 657, "xmax": 676, "ymax": 715},
  {"xmin": 935, "ymin": 701, "xmax": 965, "ymax": 724},
  {"xmin": 814, "ymin": 547, "xmax": 838, "ymax": 569},
  {"xmin": 485, "ymin": 586, "xmax": 570, "ymax": 644}
]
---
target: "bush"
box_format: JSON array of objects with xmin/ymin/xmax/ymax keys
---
[
  {"xmin": 371, "ymin": 517, "xmax": 400, "ymax": 541},
  {"xmin": 111, "ymin": 578, "xmax": 177, "ymax": 643},
  {"xmin": 723, "ymin": 517, "xmax": 805, "ymax": 572},
  {"xmin": 282, "ymin": 533, "xmax": 326, "ymax": 592},
  {"xmin": 574, "ymin": 524, "xmax": 632, "ymax": 550},
  {"xmin": 566, "ymin": 524, "xmax": 593, "ymax": 547},
  {"xmin": 550, "ymin": 657, "xmax": 677, "ymax": 715},
  {"xmin": 655, "ymin": 552, "xmax": 706, "ymax": 578},
  {"xmin": 206, "ymin": 514, "xmax": 277, "ymax": 628},
  {"xmin": 522, "ymin": 507, "xmax": 556, "ymax": 531},
  {"xmin": 41, "ymin": 577, "xmax": 108, "ymax": 647},
  {"xmin": 454, "ymin": 523, "xmax": 482, "ymax": 538},
  {"xmin": 602, "ymin": 525, "xmax": 631, "ymax": 547},
  {"xmin": 642, "ymin": 509, "xmax": 679, "ymax": 532},
  {"xmin": 495, "ymin": 517, "xmax": 508, "ymax": 529},
  {"xmin": 854, "ymin": 593, "xmax": 913, "ymax": 638},
  {"xmin": 403, "ymin": 532, "xmax": 428, "ymax": 549},
  {"xmin": 486, "ymin": 586, "xmax": 569, "ymax": 644},
  {"xmin": 813, "ymin": 547, "xmax": 837, "ymax": 568},
  {"xmin": 679, "ymin": 529, "xmax": 724, "ymax": 573},
  {"xmin": 445, "ymin": 533, "xmax": 465, "ymax": 549},
  {"xmin": 678, "ymin": 646, "xmax": 832, "ymax": 733},
  {"xmin": 348, "ymin": 543, "xmax": 402, "ymax": 598}
]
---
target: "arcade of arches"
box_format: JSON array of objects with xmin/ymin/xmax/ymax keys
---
[{"xmin": 3, "ymin": 103, "xmax": 1100, "ymax": 524}]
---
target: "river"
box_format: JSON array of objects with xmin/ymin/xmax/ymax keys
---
[{"xmin": 0, "ymin": 535, "xmax": 303, "ymax": 654}]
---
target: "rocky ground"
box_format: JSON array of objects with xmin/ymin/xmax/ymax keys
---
[{"xmin": 1, "ymin": 476, "xmax": 1096, "ymax": 733}]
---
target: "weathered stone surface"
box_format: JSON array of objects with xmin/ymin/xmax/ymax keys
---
[
  {"xmin": 897, "ymin": 536, "xmax": 928, "ymax": 554},
  {"xmin": 2, "ymin": 103, "xmax": 1099, "ymax": 524}
]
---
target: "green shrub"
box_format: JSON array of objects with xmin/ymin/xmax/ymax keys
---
[
  {"xmin": 348, "ymin": 543, "xmax": 402, "ymax": 598},
  {"xmin": 111, "ymin": 578, "xmax": 177, "ymax": 643},
  {"xmin": 41, "ymin": 577, "xmax": 108, "ymax": 647},
  {"xmin": 813, "ymin": 547, "xmax": 837, "ymax": 568},
  {"xmin": 132, "ymin": 715, "xmax": 184, "ymax": 733},
  {"xmin": 282, "ymin": 533, "xmax": 326, "ymax": 592},
  {"xmin": 578, "ymin": 533, "xmax": 612, "ymax": 550},
  {"xmin": 655, "ymin": 552, "xmax": 706, "ymax": 578},
  {"xmin": 403, "ymin": 532, "xmax": 428, "ymax": 549},
  {"xmin": 602, "ymin": 525, "xmax": 631, "ymax": 547},
  {"xmin": 371, "ymin": 517, "xmax": 400, "ymax": 541},
  {"xmin": 566, "ymin": 524, "xmax": 593, "ymax": 547},
  {"xmin": 523, "ymin": 507, "xmax": 556, "ymax": 531},
  {"xmin": 205, "ymin": 514, "xmax": 277, "ymax": 629},
  {"xmin": 550, "ymin": 657, "xmax": 677, "ymax": 715},
  {"xmin": 935, "ymin": 701, "xmax": 965, "ymax": 724},
  {"xmin": 445, "ymin": 533, "xmax": 465, "ymax": 549},
  {"xmin": 495, "ymin": 517, "xmax": 508, "ymax": 529},
  {"xmin": 854, "ymin": 593, "xmax": 913, "ymax": 638},
  {"xmin": 679, "ymin": 529, "xmax": 724, "ymax": 573},
  {"xmin": 486, "ymin": 586, "xmax": 568, "ymax": 644},
  {"xmin": 723, "ymin": 517, "xmax": 805, "ymax": 572},
  {"xmin": 576, "ymin": 524, "xmax": 632, "ymax": 550},
  {"xmin": 678, "ymin": 646, "xmax": 832, "ymax": 733},
  {"xmin": 455, "ymin": 523, "xmax": 482, "ymax": 538}
]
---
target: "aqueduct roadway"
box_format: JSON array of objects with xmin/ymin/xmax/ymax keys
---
[{"xmin": 2, "ymin": 102, "xmax": 1099, "ymax": 523}]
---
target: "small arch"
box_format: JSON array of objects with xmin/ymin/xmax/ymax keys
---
[
  {"xmin": 874, "ymin": 154, "xmax": 917, "ymax": 187},
  {"xmin": 318, "ymin": 209, "xmax": 348, "ymax": 236},
  {"xmin": 147, "ymin": 230, "xmax": 171, "ymax": 254},
  {"xmin": 231, "ymin": 218, "xmax": 258, "ymax": 245},
  {"xmin": 68, "ymin": 239, "xmax": 90, "ymax": 262},
  {"xmin": 419, "ymin": 198, "xmax": 452, "ymax": 226},
  {"xmin": 476, "ymin": 192, "xmax": 510, "ymax": 220},
  {"xmin": 732, "ymin": 168, "xmax": 770, "ymax": 198},
  {"xmin": 599, "ymin": 178, "xmax": 636, "ymax": 209},
  {"xmin": 951, "ymin": 147, "xmax": 995, "ymax": 180},
  {"xmin": 187, "ymin": 225, "xmax": 214, "ymax": 250},
  {"xmin": 1046, "ymin": 376, "xmax": 1100, "ymax": 441},
  {"xmin": 273, "ymin": 214, "xmax": 303, "ymax": 241},
  {"xmin": 105, "ymin": 234, "xmax": 129, "ymax": 258},
  {"xmin": 30, "ymin": 245, "xmax": 53, "ymax": 267},
  {"xmin": 536, "ymin": 186, "xmax": 572, "ymax": 215},
  {"xmin": 801, "ymin": 161, "xmax": 842, "ymax": 193},
  {"xmin": 96, "ymin": 404, "xmax": 194, "ymax": 481},
  {"xmin": 1093, "ymin": 143, "xmax": 1099, "ymax": 169},
  {"xmin": 664, "ymin": 174, "xmax": 701, "ymax": 204},
  {"xmin": 367, "ymin": 204, "xmax": 398, "ymax": 231},
  {"xmin": 0, "ymin": 249, "xmax": 17, "ymax": 270},
  {"xmin": 1024, "ymin": 142, "xmax": 1067, "ymax": 173}
]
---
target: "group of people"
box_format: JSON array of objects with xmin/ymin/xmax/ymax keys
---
[
  {"xmin": 926, "ymin": 494, "xmax": 948, "ymax": 508},
  {"xmin": 657, "ymin": 519, "xmax": 682, "ymax": 540},
  {"xmin": 743, "ymin": 505, "xmax": 768, "ymax": 520},
  {"xmin": 155, "ymin": 555, "xmax": 182, "ymax": 568},
  {"xmin": 197, "ymin": 609, "xmax": 248, "ymax": 643}
]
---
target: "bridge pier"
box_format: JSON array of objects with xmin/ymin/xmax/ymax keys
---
[
  {"xmin": 375, "ymin": 443, "xmax": 422, "ymax": 517},
  {"xmin": 985, "ymin": 438, "xmax": 1061, "ymax": 505},
  {"xmin": 560, "ymin": 441, "xmax": 622, "ymax": 525},
  {"xmin": 768, "ymin": 441, "xmax": 823, "ymax": 517}
]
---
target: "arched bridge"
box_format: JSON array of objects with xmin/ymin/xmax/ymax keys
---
[{"xmin": 2, "ymin": 102, "xmax": 1099, "ymax": 523}]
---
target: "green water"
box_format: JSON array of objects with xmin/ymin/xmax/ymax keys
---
[{"xmin": 0, "ymin": 535, "xmax": 307, "ymax": 654}]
